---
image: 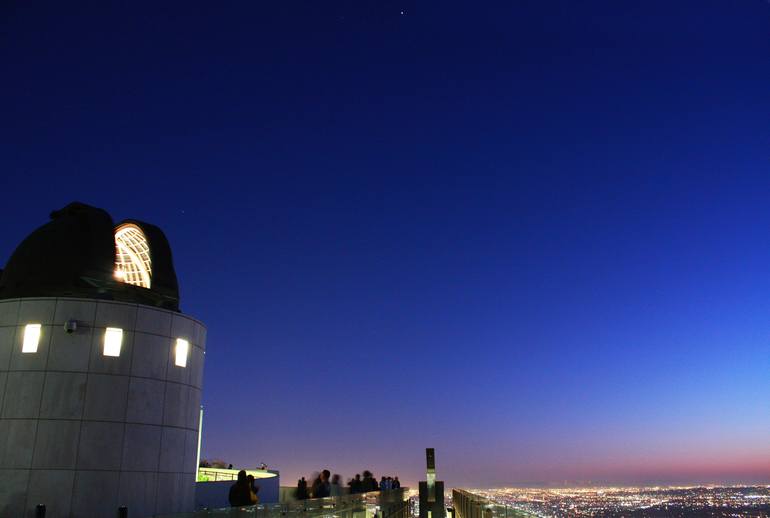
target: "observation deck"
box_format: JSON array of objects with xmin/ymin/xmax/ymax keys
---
[
  {"xmin": 453, "ymin": 489, "xmax": 534, "ymax": 518},
  {"xmin": 157, "ymin": 488, "xmax": 412, "ymax": 518}
]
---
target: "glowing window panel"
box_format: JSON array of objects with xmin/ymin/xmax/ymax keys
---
[
  {"xmin": 174, "ymin": 338, "xmax": 190, "ymax": 367},
  {"xmin": 175, "ymin": 338, "xmax": 189, "ymax": 367},
  {"xmin": 22, "ymin": 324, "xmax": 41, "ymax": 353},
  {"xmin": 104, "ymin": 327, "xmax": 123, "ymax": 357},
  {"xmin": 114, "ymin": 224, "xmax": 152, "ymax": 288}
]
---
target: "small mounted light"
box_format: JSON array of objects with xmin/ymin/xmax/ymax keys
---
[
  {"xmin": 175, "ymin": 338, "xmax": 189, "ymax": 367},
  {"xmin": 64, "ymin": 319, "xmax": 78, "ymax": 334},
  {"xmin": 22, "ymin": 324, "xmax": 41, "ymax": 353},
  {"xmin": 104, "ymin": 327, "xmax": 123, "ymax": 357}
]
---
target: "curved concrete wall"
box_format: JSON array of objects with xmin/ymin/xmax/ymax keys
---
[{"xmin": 0, "ymin": 297, "xmax": 206, "ymax": 518}]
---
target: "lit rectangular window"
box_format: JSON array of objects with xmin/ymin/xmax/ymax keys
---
[
  {"xmin": 175, "ymin": 338, "xmax": 189, "ymax": 367},
  {"xmin": 22, "ymin": 324, "xmax": 41, "ymax": 353},
  {"xmin": 104, "ymin": 327, "xmax": 123, "ymax": 357}
]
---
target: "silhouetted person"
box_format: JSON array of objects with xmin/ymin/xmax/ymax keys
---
[
  {"xmin": 311, "ymin": 475, "xmax": 321, "ymax": 498},
  {"xmin": 247, "ymin": 474, "xmax": 259, "ymax": 504},
  {"xmin": 393, "ymin": 476, "xmax": 401, "ymax": 489},
  {"xmin": 296, "ymin": 477, "xmax": 309, "ymax": 500},
  {"xmin": 330, "ymin": 474, "xmax": 342, "ymax": 496},
  {"xmin": 363, "ymin": 471, "xmax": 378, "ymax": 492},
  {"xmin": 380, "ymin": 476, "xmax": 387, "ymax": 491},
  {"xmin": 229, "ymin": 470, "xmax": 253, "ymax": 507},
  {"xmin": 313, "ymin": 469, "xmax": 331, "ymax": 498},
  {"xmin": 349, "ymin": 474, "xmax": 362, "ymax": 494}
]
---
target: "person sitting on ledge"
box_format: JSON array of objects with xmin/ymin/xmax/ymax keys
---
[
  {"xmin": 247, "ymin": 474, "xmax": 260, "ymax": 504},
  {"xmin": 229, "ymin": 470, "xmax": 254, "ymax": 507}
]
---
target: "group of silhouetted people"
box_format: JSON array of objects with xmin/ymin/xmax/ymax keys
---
[
  {"xmin": 295, "ymin": 470, "xmax": 334, "ymax": 499},
  {"xmin": 377, "ymin": 475, "xmax": 401, "ymax": 491},
  {"xmin": 295, "ymin": 469, "xmax": 400, "ymax": 500},
  {"xmin": 229, "ymin": 470, "xmax": 260, "ymax": 507}
]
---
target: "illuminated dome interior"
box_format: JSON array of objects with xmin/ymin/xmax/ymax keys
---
[
  {"xmin": 0, "ymin": 202, "xmax": 180, "ymax": 310},
  {"xmin": 114, "ymin": 223, "xmax": 152, "ymax": 288}
]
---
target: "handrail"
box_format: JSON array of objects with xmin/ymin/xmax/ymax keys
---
[
  {"xmin": 155, "ymin": 487, "xmax": 411, "ymax": 518},
  {"xmin": 452, "ymin": 489, "xmax": 535, "ymax": 518}
]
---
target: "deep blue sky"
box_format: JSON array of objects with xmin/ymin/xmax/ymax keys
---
[{"xmin": 2, "ymin": 1, "xmax": 770, "ymax": 487}]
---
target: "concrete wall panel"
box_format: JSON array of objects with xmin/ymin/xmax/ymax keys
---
[
  {"xmin": 191, "ymin": 346, "xmax": 205, "ymax": 388},
  {"xmin": 159, "ymin": 426, "xmax": 186, "ymax": 472},
  {"xmin": 71, "ymin": 470, "xmax": 120, "ymax": 518},
  {"xmin": 0, "ymin": 299, "xmax": 20, "ymax": 326},
  {"xmin": 40, "ymin": 372, "xmax": 87, "ymax": 419},
  {"xmin": 136, "ymin": 306, "xmax": 172, "ymax": 336},
  {"xmin": 0, "ymin": 468, "xmax": 30, "ymax": 517},
  {"xmin": 126, "ymin": 376, "xmax": 165, "ymax": 425},
  {"xmin": 84, "ymin": 373, "xmax": 129, "ymax": 421},
  {"xmin": 118, "ymin": 471, "xmax": 158, "ymax": 518},
  {"xmin": 18, "ymin": 299, "xmax": 56, "ymax": 325},
  {"xmin": 32, "ymin": 420, "xmax": 80, "ymax": 469},
  {"xmin": 183, "ymin": 428, "xmax": 199, "ymax": 474},
  {"xmin": 0, "ymin": 419, "xmax": 37, "ymax": 468},
  {"xmin": 47, "ymin": 327, "xmax": 93, "ymax": 372},
  {"xmin": 94, "ymin": 302, "xmax": 137, "ymax": 330},
  {"xmin": 155, "ymin": 472, "xmax": 184, "ymax": 515},
  {"xmin": 122, "ymin": 423, "xmax": 162, "ymax": 471},
  {"xmin": 163, "ymin": 382, "xmax": 188, "ymax": 428},
  {"xmin": 0, "ymin": 326, "xmax": 15, "ymax": 370},
  {"xmin": 53, "ymin": 299, "xmax": 97, "ymax": 326},
  {"xmin": 77, "ymin": 421, "xmax": 125, "ymax": 471},
  {"xmin": 187, "ymin": 386, "xmax": 202, "ymax": 429},
  {"xmin": 171, "ymin": 314, "xmax": 195, "ymax": 346},
  {"xmin": 2, "ymin": 371, "xmax": 45, "ymax": 419},
  {"xmin": 131, "ymin": 332, "xmax": 169, "ymax": 379},
  {"xmin": 0, "ymin": 372, "xmax": 6, "ymax": 413},
  {"xmin": 192, "ymin": 322, "xmax": 205, "ymax": 350},
  {"xmin": 25, "ymin": 469, "xmax": 76, "ymax": 518},
  {"xmin": 0, "ymin": 298, "xmax": 205, "ymax": 518},
  {"xmin": 198, "ymin": 325, "xmax": 207, "ymax": 351}
]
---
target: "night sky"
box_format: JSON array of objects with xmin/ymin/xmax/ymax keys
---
[{"xmin": 2, "ymin": 1, "xmax": 770, "ymax": 488}]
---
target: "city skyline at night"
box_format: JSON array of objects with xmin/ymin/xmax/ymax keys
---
[{"xmin": 2, "ymin": 0, "xmax": 770, "ymax": 492}]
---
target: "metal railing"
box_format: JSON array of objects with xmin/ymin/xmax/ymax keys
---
[
  {"xmin": 155, "ymin": 488, "xmax": 411, "ymax": 518},
  {"xmin": 198, "ymin": 468, "xmax": 278, "ymax": 482},
  {"xmin": 452, "ymin": 489, "xmax": 534, "ymax": 518}
]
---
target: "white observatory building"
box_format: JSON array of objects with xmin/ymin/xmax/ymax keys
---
[{"xmin": 0, "ymin": 202, "xmax": 206, "ymax": 518}]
